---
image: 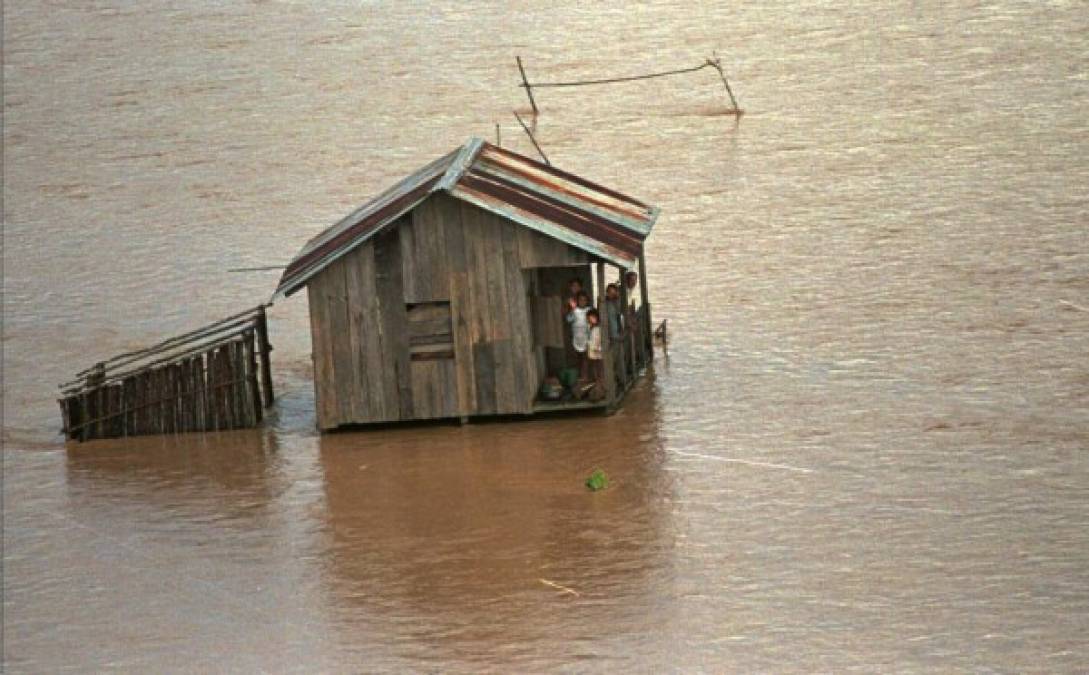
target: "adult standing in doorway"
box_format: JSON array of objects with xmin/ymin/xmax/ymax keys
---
[{"xmin": 624, "ymin": 271, "xmax": 642, "ymax": 368}]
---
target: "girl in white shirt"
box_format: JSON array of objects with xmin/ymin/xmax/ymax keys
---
[{"xmin": 565, "ymin": 291, "xmax": 591, "ymax": 380}]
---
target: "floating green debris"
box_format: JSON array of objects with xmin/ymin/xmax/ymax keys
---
[{"xmin": 585, "ymin": 469, "xmax": 608, "ymax": 491}]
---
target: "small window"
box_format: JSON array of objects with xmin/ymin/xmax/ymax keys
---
[{"xmin": 407, "ymin": 302, "xmax": 454, "ymax": 360}]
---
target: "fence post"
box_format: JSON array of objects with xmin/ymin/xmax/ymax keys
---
[
  {"xmin": 638, "ymin": 250, "xmax": 653, "ymax": 361},
  {"xmin": 516, "ymin": 56, "xmax": 539, "ymax": 115},
  {"xmin": 255, "ymin": 306, "xmax": 275, "ymax": 408}
]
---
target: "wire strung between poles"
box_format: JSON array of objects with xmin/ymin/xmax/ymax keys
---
[
  {"xmin": 526, "ymin": 61, "xmax": 714, "ymax": 88},
  {"xmin": 516, "ymin": 56, "xmax": 742, "ymax": 115}
]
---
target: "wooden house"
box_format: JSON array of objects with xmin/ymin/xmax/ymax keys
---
[{"xmin": 274, "ymin": 138, "xmax": 659, "ymax": 430}]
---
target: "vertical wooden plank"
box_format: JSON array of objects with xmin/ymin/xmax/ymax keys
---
[
  {"xmin": 171, "ymin": 363, "xmax": 183, "ymax": 433},
  {"xmin": 147, "ymin": 368, "xmax": 158, "ymax": 435},
  {"xmin": 345, "ymin": 242, "xmax": 385, "ymax": 423},
  {"xmin": 444, "ymin": 197, "xmax": 475, "ymax": 418},
  {"xmin": 472, "ymin": 343, "xmax": 497, "ymax": 414},
  {"xmin": 374, "ymin": 227, "xmax": 412, "ymax": 420},
  {"xmin": 210, "ymin": 346, "xmax": 223, "ymax": 428},
  {"xmin": 399, "ymin": 214, "xmax": 419, "ymax": 303},
  {"xmin": 219, "ymin": 344, "xmax": 236, "ymax": 430},
  {"xmin": 324, "ymin": 258, "xmax": 357, "ymax": 426},
  {"xmin": 482, "ymin": 214, "xmax": 518, "ymax": 412},
  {"xmin": 223, "ymin": 343, "xmax": 235, "ymax": 430},
  {"xmin": 405, "ymin": 198, "xmax": 451, "ymax": 303},
  {"xmin": 440, "ymin": 358, "xmax": 458, "ymax": 417},
  {"xmin": 409, "ymin": 361, "xmax": 433, "ymax": 420},
  {"xmin": 638, "ymin": 249, "xmax": 653, "ymax": 360},
  {"xmin": 160, "ymin": 366, "xmax": 172, "ymax": 434},
  {"xmin": 619, "ymin": 268, "xmax": 634, "ymax": 384},
  {"xmin": 236, "ymin": 339, "xmax": 251, "ymax": 428},
  {"xmin": 500, "ymin": 222, "xmax": 534, "ymax": 413},
  {"xmin": 160, "ymin": 367, "xmax": 173, "ymax": 435},
  {"xmin": 121, "ymin": 377, "xmax": 133, "ymax": 436},
  {"xmin": 308, "ymin": 274, "xmax": 339, "ymax": 430},
  {"xmin": 94, "ymin": 385, "xmax": 107, "ymax": 439},
  {"xmin": 203, "ymin": 351, "xmax": 217, "ymax": 432},
  {"xmin": 175, "ymin": 361, "xmax": 187, "ymax": 434},
  {"xmin": 597, "ymin": 262, "xmax": 615, "ymax": 404},
  {"xmin": 255, "ymin": 306, "xmax": 275, "ymax": 407},
  {"xmin": 245, "ymin": 331, "xmax": 262, "ymax": 425},
  {"xmin": 80, "ymin": 390, "xmax": 93, "ymax": 441},
  {"xmin": 131, "ymin": 373, "xmax": 144, "ymax": 436},
  {"xmin": 59, "ymin": 396, "xmax": 73, "ymax": 440},
  {"xmin": 182, "ymin": 359, "xmax": 192, "ymax": 433},
  {"xmin": 101, "ymin": 385, "xmax": 113, "ymax": 438},
  {"xmin": 226, "ymin": 341, "xmax": 241, "ymax": 428},
  {"xmin": 193, "ymin": 355, "xmax": 206, "ymax": 432},
  {"xmin": 207, "ymin": 351, "xmax": 219, "ymax": 431},
  {"xmin": 461, "ymin": 202, "xmax": 497, "ymax": 414},
  {"xmin": 110, "ymin": 384, "xmax": 123, "ymax": 438},
  {"xmin": 171, "ymin": 364, "xmax": 182, "ymax": 434},
  {"xmin": 144, "ymin": 369, "xmax": 156, "ymax": 436}
]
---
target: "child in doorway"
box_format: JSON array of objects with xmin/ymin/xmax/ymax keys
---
[
  {"xmin": 565, "ymin": 290, "xmax": 591, "ymax": 379},
  {"xmin": 586, "ymin": 308, "xmax": 604, "ymax": 393}
]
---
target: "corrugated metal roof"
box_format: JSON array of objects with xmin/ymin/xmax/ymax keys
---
[{"xmin": 275, "ymin": 138, "xmax": 658, "ymax": 298}]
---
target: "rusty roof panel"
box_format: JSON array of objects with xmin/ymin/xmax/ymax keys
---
[
  {"xmin": 456, "ymin": 170, "xmax": 643, "ymax": 259},
  {"xmin": 475, "ymin": 144, "xmax": 656, "ymax": 234},
  {"xmin": 275, "ymin": 149, "xmax": 457, "ymax": 297},
  {"xmin": 274, "ymin": 138, "xmax": 659, "ymax": 298}
]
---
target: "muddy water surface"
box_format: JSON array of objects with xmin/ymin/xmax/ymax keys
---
[{"xmin": 4, "ymin": 1, "xmax": 1088, "ymax": 671}]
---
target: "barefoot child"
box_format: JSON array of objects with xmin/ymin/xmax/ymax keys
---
[
  {"xmin": 586, "ymin": 308, "xmax": 604, "ymax": 390},
  {"xmin": 565, "ymin": 290, "xmax": 591, "ymax": 380}
]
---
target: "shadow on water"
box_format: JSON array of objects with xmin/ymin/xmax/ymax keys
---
[
  {"xmin": 314, "ymin": 374, "xmax": 681, "ymax": 666},
  {"xmin": 63, "ymin": 428, "xmax": 288, "ymax": 527}
]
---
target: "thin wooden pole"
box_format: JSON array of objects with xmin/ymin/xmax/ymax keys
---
[
  {"xmin": 639, "ymin": 249, "xmax": 653, "ymax": 361},
  {"xmin": 597, "ymin": 262, "xmax": 614, "ymax": 405},
  {"xmin": 255, "ymin": 306, "xmax": 275, "ymax": 407},
  {"xmin": 245, "ymin": 330, "xmax": 263, "ymax": 425},
  {"xmin": 618, "ymin": 268, "xmax": 634, "ymax": 381},
  {"xmin": 495, "ymin": 122, "xmax": 501, "ymax": 147},
  {"xmin": 513, "ymin": 111, "xmax": 550, "ymax": 165},
  {"xmin": 711, "ymin": 52, "xmax": 742, "ymax": 112},
  {"xmin": 516, "ymin": 56, "xmax": 539, "ymax": 115}
]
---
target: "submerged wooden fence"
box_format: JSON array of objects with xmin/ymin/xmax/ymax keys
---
[{"xmin": 58, "ymin": 305, "xmax": 275, "ymax": 442}]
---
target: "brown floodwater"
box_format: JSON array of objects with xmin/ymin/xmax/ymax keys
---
[{"xmin": 4, "ymin": 1, "xmax": 1088, "ymax": 671}]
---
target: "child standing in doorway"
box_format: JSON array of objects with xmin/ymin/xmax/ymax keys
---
[
  {"xmin": 586, "ymin": 308, "xmax": 604, "ymax": 396},
  {"xmin": 566, "ymin": 290, "xmax": 591, "ymax": 380}
]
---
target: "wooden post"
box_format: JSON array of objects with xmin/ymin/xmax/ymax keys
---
[
  {"xmin": 79, "ymin": 390, "xmax": 92, "ymax": 441},
  {"xmin": 618, "ymin": 267, "xmax": 633, "ymax": 383},
  {"xmin": 495, "ymin": 122, "xmax": 501, "ymax": 147},
  {"xmin": 597, "ymin": 262, "xmax": 614, "ymax": 405},
  {"xmin": 122, "ymin": 377, "xmax": 134, "ymax": 436},
  {"xmin": 245, "ymin": 330, "xmax": 263, "ymax": 425},
  {"xmin": 135, "ymin": 372, "xmax": 148, "ymax": 435},
  {"xmin": 108, "ymin": 385, "xmax": 122, "ymax": 438},
  {"xmin": 58, "ymin": 396, "xmax": 72, "ymax": 439},
  {"xmin": 516, "ymin": 56, "xmax": 539, "ymax": 116},
  {"xmin": 255, "ymin": 306, "xmax": 275, "ymax": 408},
  {"xmin": 202, "ymin": 352, "xmax": 217, "ymax": 432},
  {"xmin": 638, "ymin": 249, "xmax": 653, "ymax": 361}
]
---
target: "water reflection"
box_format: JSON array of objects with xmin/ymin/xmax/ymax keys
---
[{"xmin": 316, "ymin": 379, "xmax": 678, "ymax": 666}]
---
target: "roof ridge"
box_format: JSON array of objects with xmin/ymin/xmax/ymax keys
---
[{"xmin": 436, "ymin": 137, "xmax": 486, "ymax": 193}]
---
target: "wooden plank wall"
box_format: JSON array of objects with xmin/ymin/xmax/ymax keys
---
[
  {"xmin": 60, "ymin": 332, "xmax": 269, "ymax": 441},
  {"xmin": 307, "ymin": 193, "xmax": 595, "ymax": 429}
]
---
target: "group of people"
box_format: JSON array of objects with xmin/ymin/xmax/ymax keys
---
[{"xmin": 562, "ymin": 272, "xmax": 641, "ymax": 397}]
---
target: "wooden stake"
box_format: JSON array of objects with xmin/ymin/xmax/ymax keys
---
[
  {"xmin": 255, "ymin": 305, "xmax": 275, "ymax": 408},
  {"xmin": 597, "ymin": 262, "xmax": 614, "ymax": 405},
  {"xmin": 513, "ymin": 111, "xmax": 549, "ymax": 165},
  {"xmin": 639, "ymin": 249, "xmax": 653, "ymax": 361},
  {"xmin": 516, "ymin": 56, "xmax": 539, "ymax": 115}
]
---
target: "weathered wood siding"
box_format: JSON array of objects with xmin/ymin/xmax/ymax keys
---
[{"xmin": 307, "ymin": 193, "xmax": 591, "ymax": 429}]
